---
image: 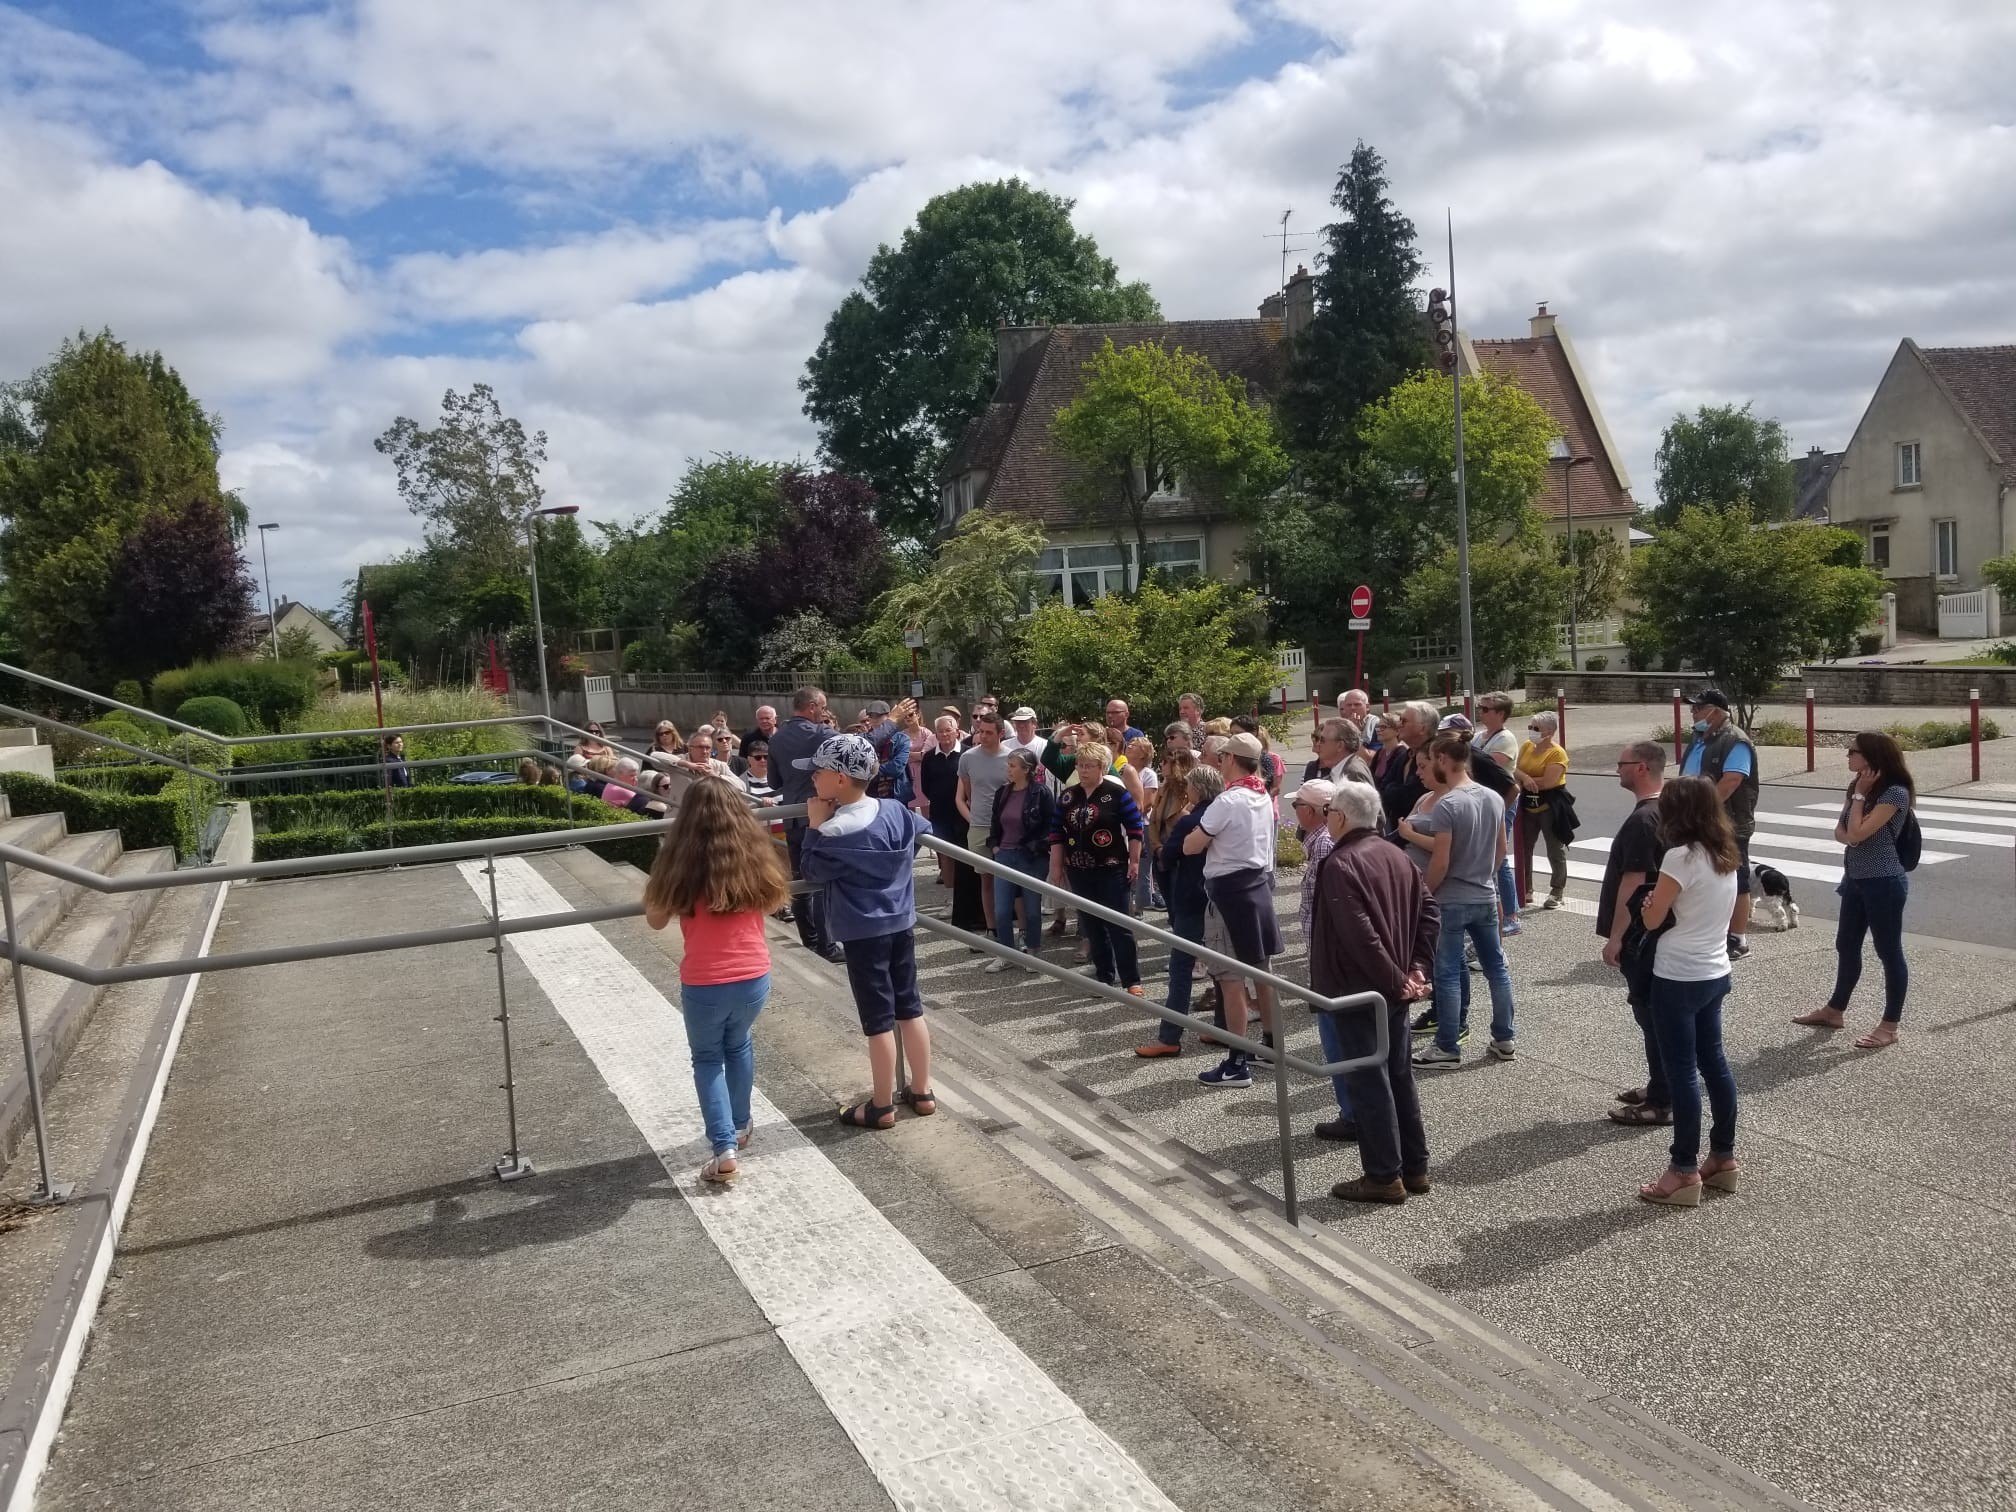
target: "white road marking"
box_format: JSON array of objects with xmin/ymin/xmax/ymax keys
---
[
  {"xmin": 1912, "ymin": 795, "xmax": 2016, "ymax": 816},
  {"xmin": 1562, "ymin": 848, "xmax": 1852, "ymax": 885},
  {"xmin": 1800, "ymin": 801, "xmax": 2016, "ymax": 830},
  {"xmin": 457, "ymin": 859, "xmax": 1178, "ymax": 1512},
  {"xmin": 1752, "ymin": 813, "xmax": 2012, "ymax": 848}
]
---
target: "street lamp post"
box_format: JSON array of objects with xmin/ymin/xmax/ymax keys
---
[
  {"xmin": 256, "ymin": 523, "xmax": 280, "ymax": 659},
  {"xmin": 1562, "ymin": 454, "xmax": 1595, "ymax": 670},
  {"xmin": 523, "ymin": 504, "xmax": 579, "ymax": 734}
]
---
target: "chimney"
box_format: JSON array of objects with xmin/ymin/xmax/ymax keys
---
[
  {"xmin": 995, "ymin": 324, "xmax": 1050, "ymax": 388},
  {"xmin": 1530, "ymin": 301, "xmax": 1557, "ymax": 339},
  {"xmin": 1258, "ymin": 291, "xmax": 1285, "ymax": 321},
  {"xmin": 1284, "ymin": 265, "xmax": 1315, "ymax": 341}
]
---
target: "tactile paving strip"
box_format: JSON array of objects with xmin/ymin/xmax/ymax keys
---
[{"xmin": 461, "ymin": 859, "xmax": 1179, "ymax": 1512}]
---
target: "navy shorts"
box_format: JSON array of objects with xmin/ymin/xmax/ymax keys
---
[{"xmin": 841, "ymin": 928, "xmax": 924, "ymax": 1037}]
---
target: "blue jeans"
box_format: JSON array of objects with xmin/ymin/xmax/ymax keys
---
[
  {"xmin": 1497, "ymin": 807, "xmax": 1519, "ymax": 920},
  {"xmin": 991, "ymin": 845, "xmax": 1046, "ymax": 953},
  {"xmin": 1433, "ymin": 899, "xmax": 1514, "ymax": 1053},
  {"xmin": 1314, "ymin": 1007, "xmax": 1356, "ymax": 1118},
  {"xmin": 1650, "ymin": 973, "xmax": 1736, "ymax": 1172},
  {"xmin": 680, "ymin": 973, "xmax": 769, "ymax": 1157},
  {"xmin": 1829, "ymin": 874, "xmax": 1909, "ymax": 1022},
  {"xmin": 1158, "ymin": 901, "xmax": 1207, "ymax": 1045}
]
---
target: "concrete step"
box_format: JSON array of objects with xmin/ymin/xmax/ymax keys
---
[
  {"xmin": 0, "ymin": 846, "xmax": 178, "ymax": 1176},
  {"xmin": 3, "ymin": 830, "xmax": 126, "ymax": 959},
  {"xmin": 552, "ymin": 847, "xmax": 1810, "ymax": 1512},
  {"xmin": 1, "ymin": 813, "xmax": 71, "ymax": 877},
  {"xmin": 920, "ymin": 988, "xmax": 1811, "ymax": 1512},
  {"xmin": 0, "ymin": 875, "xmax": 223, "ymax": 1509}
]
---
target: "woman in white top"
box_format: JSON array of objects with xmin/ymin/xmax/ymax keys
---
[{"xmin": 1635, "ymin": 776, "xmax": 1742, "ymax": 1207}]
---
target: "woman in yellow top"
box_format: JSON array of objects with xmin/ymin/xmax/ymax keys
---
[{"xmin": 1516, "ymin": 709, "xmax": 1572, "ymax": 908}]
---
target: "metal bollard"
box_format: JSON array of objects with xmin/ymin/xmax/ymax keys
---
[
  {"xmin": 1805, "ymin": 689, "xmax": 1816, "ymax": 773},
  {"xmin": 485, "ymin": 857, "xmax": 534, "ymax": 1182},
  {"xmin": 1556, "ymin": 688, "xmax": 1567, "ymax": 749},
  {"xmin": 1671, "ymin": 689, "xmax": 1683, "ymax": 766},
  {"xmin": 1971, "ymin": 688, "xmax": 1983, "ymax": 783}
]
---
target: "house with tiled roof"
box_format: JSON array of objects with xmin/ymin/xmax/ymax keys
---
[
  {"xmin": 1791, "ymin": 446, "xmax": 1845, "ymax": 521},
  {"xmin": 940, "ymin": 286, "xmax": 1641, "ymax": 625},
  {"xmin": 1831, "ymin": 339, "xmax": 2016, "ymax": 633}
]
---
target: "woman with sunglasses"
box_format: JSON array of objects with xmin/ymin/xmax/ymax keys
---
[
  {"xmin": 650, "ymin": 720, "xmax": 685, "ymax": 758},
  {"xmin": 1793, "ymin": 732, "xmax": 1916, "ymax": 1049}
]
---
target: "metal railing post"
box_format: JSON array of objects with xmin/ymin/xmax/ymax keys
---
[
  {"xmin": 2, "ymin": 859, "xmax": 69, "ymax": 1203},
  {"xmin": 1273, "ymin": 1020, "xmax": 1299, "ymax": 1226},
  {"xmin": 484, "ymin": 857, "xmax": 534, "ymax": 1182}
]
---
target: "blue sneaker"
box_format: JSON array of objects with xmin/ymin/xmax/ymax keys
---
[{"xmin": 1198, "ymin": 1056, "xmax": 1253, "ymax": 1089}]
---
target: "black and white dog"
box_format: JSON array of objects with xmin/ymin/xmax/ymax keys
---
[{"xmin": 1750, "ymin": 863, "xmax": 1799, "ymax": 931}]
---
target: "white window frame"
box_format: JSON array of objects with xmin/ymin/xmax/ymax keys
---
[
  {"xmin": 1895, "ymin": 441, "xmax": 1922, "ymax": 489},
  {"xmin": 1933, "ymin": 518, "xmax": 1960, "ymax": 580},
  {"xmin": 1032, "ymin": 537, "xmax": 1204, "ymax": 608},
  {"xmin": 1868, "ymin": 523, "xmax": 1891, "ymax": 572},
  {"xmin": 1147, "ymin": 467, "xmax": 1184, "ymax": 501}
]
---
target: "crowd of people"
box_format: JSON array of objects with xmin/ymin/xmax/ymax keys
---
[{"xmin": 623, "ymin": 681, "xmax": 1916, "ymax": 1214}]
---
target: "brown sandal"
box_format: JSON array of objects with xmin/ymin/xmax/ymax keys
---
[
  {"xmin": 1854, "ymin": 1023, "xmax": 1900, "ymax": 1050},
  {"xmin": 1608, "ymin": 1102, "xmax": 1672, "ymax": 1126}
]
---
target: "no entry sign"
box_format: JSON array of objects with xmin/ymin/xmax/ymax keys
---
[{"xmin": 1348, "ymin": 584, "xmax": 1373, "ymax": 631}]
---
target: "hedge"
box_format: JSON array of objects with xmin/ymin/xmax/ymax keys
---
[
  {"xmin": 176, "ymin": 695, "xmax": 250, "ymax": 736},
  {"xmin": 249, "ymin": 783, "xmax": 575, "ymax": 832},
  {"xmin": 254, "ymin": 813, "xmax": 663, "ymax": 872},
  {"xmin": 52, "ymin": 764, "xmax": 180, "ymax": 795},
  {"xmin": 0, "ymin": 770, "xmax": 208, "ymax": 856},
  {"xmin": 150, "ymin": 658, "xmax": 320, "ymax": 729}
]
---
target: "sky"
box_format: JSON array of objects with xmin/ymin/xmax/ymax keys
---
[{"xmin": 5, "ymin": 0, "xmax": 2014, "ymax": 614}]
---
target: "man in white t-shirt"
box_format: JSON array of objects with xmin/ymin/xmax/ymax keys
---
[
  {"xmin": 1006, "ymin": 706, "xmax": 1049, "ymax": 772},
  {"xmin": 1185, "ymin": 732, "xmax": 1282, "ymax": 1089}
]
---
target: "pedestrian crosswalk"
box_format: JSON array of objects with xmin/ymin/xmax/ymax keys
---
[{"xmin": 1562, "ymin": 792, "xmax": 2013, "ymax": 890}]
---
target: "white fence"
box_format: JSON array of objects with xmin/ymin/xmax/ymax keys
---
[
  {"xmin": 1937, "ymin": 585, "xmax": 2001, "ymax": 639},
  {"xmin": 1557, "ymin": 618, "xmax": 1623, "ymax": 652},
  {"xmin": 1272, "ymin": 646, "xmax": 1308, "ymax": 703}
]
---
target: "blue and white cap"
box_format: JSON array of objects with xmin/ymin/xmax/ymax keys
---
[{"xmin": 792, "ymin": 732, "xmax": 879, "ymax": 780}]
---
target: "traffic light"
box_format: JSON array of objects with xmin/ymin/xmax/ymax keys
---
[{"xmin": 1427, "ymin": 287, "xmax": 1457, "ymax": 375}]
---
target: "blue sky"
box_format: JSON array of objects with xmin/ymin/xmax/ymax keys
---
[{"xmin": 4, "ymin": 0, "xmax": 2014, "ymax": 612}]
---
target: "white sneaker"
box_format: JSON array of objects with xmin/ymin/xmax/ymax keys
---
[
  {"xmin": 1023, "ymin": 949, "xmax": 1042, "ymax": 972},
  {"xmin": 984, "ymin": 955, "xmax": 1012, "ymax": 974},
  {"xmin": 1487, "ymin": 1039, "xmax": 1516, "ymax": 1061}
]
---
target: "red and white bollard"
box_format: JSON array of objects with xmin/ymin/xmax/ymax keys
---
[
  {"xmin": 1556, "ymin": 689, "xmax": 1567, "ymax": 748},
  {"xmin": 1311, "ymin": 691, "xmax": 1322, "ymax": 733},
  {"xmin": 1971, "ymin": 687, "xmax": 1983, "ymax": 783},
  {"xmin": 1382, "ymin": 688, "xmax": 1391, "ymax": 714},
  {"xmin": 1805, "ymin": 688, "xmax": 1816, "ymax": 773},
  {"xmin": 1671, "ymin": 688, "xmax": 1684, "ymax": 766},
  {"xmin": 1442, "ymin": 665, "xmax": 1453, "ymax": 707},
  {"xmin": 1463, "ymin": 688, "xmax": 1474, "ymax": 721}
]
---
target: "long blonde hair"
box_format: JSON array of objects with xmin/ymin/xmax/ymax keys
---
[
  {"xmin": 1149, "ymin": 752, "xmax": 1196, "ymax": 848},
  {"xmin": 643, "ymin": 778, "xmax": 791, "ymax": 917}
]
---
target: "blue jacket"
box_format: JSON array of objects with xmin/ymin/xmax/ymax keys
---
[
  {"xmin": 798, "ymin": 798, "xmax": 928, "ymax": 942},
  {"xmin": 1157, "ymin": 809, "xmax": 1209, "ymax": 913},
  {"xmin": 872, "ymin": 729, "xmax": 913, "ymax": 804}
]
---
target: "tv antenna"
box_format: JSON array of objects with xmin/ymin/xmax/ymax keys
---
[{"xmin": 1264, "ymin": 210, "xmax": 1315, "ymax": 300}]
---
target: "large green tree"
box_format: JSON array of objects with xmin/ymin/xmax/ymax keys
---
[
  {"xmin": 800, "ymin": 179, "xmax": 1159, "ymax": 540},
  {"xmin": 872, "ymin": 511, "xmax": 1046, "ymax": 682},
  {"xmin": 1627, "ymin": 508, "xmax": 1882, "ymax": 725},
  {"xmin": 1403, "ymin": 536, "xmax": 1571, "ymax": 689},
  {"xmin": 597, "ymin": 454, "xmax": 785, "ymax": 630},
  {"xmin": 0, "ymin": 331, "xmax": 240, "ymax": 684},
  {"xmin": 374, "ymin": 383, "xmax": 547, "ymax": 589},
  {"xmin": 1652, "ymin": 403, "xmax": 1794, "ymax": 526},
  {"xmin": 1050, "ymin": 338, "xmax": 1286, "ymax": 567},
  {"xmin": 1255, "ymin": 369, "xmax": 1555, "ymax": 668},
  {"xmin": 1273, "ymin": 143, "xmax": 1435, "ymax": 471}
]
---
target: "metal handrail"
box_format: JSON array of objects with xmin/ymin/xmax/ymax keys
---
[{"xmin": 913, "ymin": 833, "xmax": 1388, "ymax": 1223}]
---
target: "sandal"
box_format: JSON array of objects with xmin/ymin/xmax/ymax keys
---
[
  {"xmin": 1699, "ymin": 1155, "xmax": 1740, "ymax": 1193},
  {"xmin": 736, "ymin": 1120, "xmax": 754, "ymax": 1151},
  {"xmin": 898, "ymin": 1085, "xmax": 938, "ymax": 1117},
  {"xmin": 839, "ymin": 1099, "xmax": 896, "ymax": 1130},
  {"xmin": 1614, "ymin": 1086, "xmax": 1649, "ymax": 1105},
  {"xmin": 1854, "ymin": 1023, "xmax": 1900, "ymax": 1050},
  {"xmin": 1638, "ymin": 1168, "xmax": 1703, "ymax": 1207},
  {"xmin": 1607, "ymin": 1102, "xmax": 1672, "ymax": 1126},
  {"xmin": 700, "ymin": 1154, "xmax": 740, "ymax": 1185}
]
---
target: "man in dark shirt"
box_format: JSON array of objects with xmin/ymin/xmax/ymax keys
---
[
  {"xmin": 769, "ymin": 686, "xmax": 912, "ymax": 960},
  {"xmin": 1598, "ymin": 740, "xmax": 1670, "ymax": 1125}
]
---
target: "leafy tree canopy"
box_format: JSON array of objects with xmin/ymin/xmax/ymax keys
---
[
  {"xmin": 801, "ymin": 179, "xmax": 1159, "ymax": 541},
  {"xmin": 1627, "ymin": 508, "xmax": 1882, "ymax": 726},
  {"xmin": 0, "ymin": 330, "xmax": 242, "ymax": 685},
  {"xmin": 872, "ymin": 511, "xmax": 1046, "ymax": 681},
  {"xmin": 1050, "ymin": 339, "xmax": 1286, "ymax": 566},
  {"xmin": 1558, "ymin": 526, "xmax": 1629, "ymax": 625},
  {"xmin": 1274, "ymin": 142, "xmax": 1434, "ymax": 472},
  {"xmin": 106, "ymin": 496, "xmax": 258, "ymax": 679},
  {"xmin": 1403, "ymin": 537, "xmax": 1571, "ymax": 689},
  {"xmin": 597, "ymin": 454, "xmax": 785, "ymax": 629},
  {"xmin": 374, "ymin": 383, "xmax": 546, "ymax": 587},
  {"xmin": 1652, "ymin": 403, "xmax": 1794, "ymax": 525}
]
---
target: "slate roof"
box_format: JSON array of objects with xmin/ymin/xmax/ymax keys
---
[
  {"xmin": 1790, "ymin": 448, "xmax": 1844, "ymax": 520},
  {"xmin": 943, "ymin": 319, "xmax": 1286, "ymax": 528},
  {"xmin": 1469, "ymin": 335, "xmax": 1636, "ymax": 520},
  {"xmin": 1914, "ymin": 343, "xmax": 2016, "ymax": 485}
]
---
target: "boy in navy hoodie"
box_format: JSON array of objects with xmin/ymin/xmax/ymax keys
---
[{"xmin": 797, "ymin": 733, "xmax": 935, "ymax": 1130}]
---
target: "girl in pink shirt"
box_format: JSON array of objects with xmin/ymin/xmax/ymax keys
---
[{"xmin": 644, "ymin": 778, "xmax": 792, "ymax": 1184}]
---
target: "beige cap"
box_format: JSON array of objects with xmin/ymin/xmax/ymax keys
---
[{"xmin": 1225, "ymin": 732, "xmax": 1264, "ymax": 759}]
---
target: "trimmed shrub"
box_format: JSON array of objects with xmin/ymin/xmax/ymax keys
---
[
  {"xmin": 112, "ymin": 680, "xmax": 145, "ymax": 708},
  {"xmin": 1753, "ymin": 719, "xmax": 1804, "ymax": 746},
  {"xmin": 1884, "ymin": 718, "xmax": 2003, "ymax": 751},
  {"xmin": 321, "ymin": 650, "xmax": 404, "ymax": 692},
  {"xmin": 151, "ymin": 658, "xmax": 320, "ymax": 729},
  {"xmin": 176, "ymin": 695, "xmax": 249, "ymax": 737},
  {"xmin": 0, "ymin": 771, "xmax": 199, "ymax": 855},
  {"xmin": 1399, "ymin": 672, "xmax": 1429, "ymax": 699},
  {"xmin": 254, "ymin": 813, "xmax": 663, "ymax": 872},
  {"xmin": 53, "ymin": 764, "xmax": 180, "ymax": 795},
  {"xmin": 250, "ymin": 782, "xmax": 574, "ymax": 833},
  {"xmin": 1583, "ymin": 655, "xmax": 1609, "ymax": 672},
  {"xmin": 1855, "ymin": 632, "xmax": 1884, "ymax": 657}
]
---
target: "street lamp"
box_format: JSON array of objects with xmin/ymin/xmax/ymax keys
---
[
  {"xmin": 523, "ymin": 504, "xmax": 579, "ymax": 731},
  {"xmin": 256, "ymin": 523, "xmax": 280, "ymax": 660},
  {"xmin": 1559, "ymin": 453, "xmax": 1596, "ymax": 670}
]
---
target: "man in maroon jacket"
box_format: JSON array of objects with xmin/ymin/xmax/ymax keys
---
[{"xmin": 1309, "ymin": 780, "xmax": 1439, "ymax": 1204}]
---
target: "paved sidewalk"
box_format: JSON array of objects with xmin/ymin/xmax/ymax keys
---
[{"xmin": 910, "ymin": 875, "xmax": 2016, "ymax": 1512}]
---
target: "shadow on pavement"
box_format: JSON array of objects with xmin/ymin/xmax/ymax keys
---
[{"xmin": 1407, "ymin": 1203, "xmax": 1669, "ymax": 1291}]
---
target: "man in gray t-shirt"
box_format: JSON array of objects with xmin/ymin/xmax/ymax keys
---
[
  {"xmin": 1404, "ymin": 733, "xmax": 1518, "ymax": 1064},
  {"xmin": 956, "ymin": 714, "xmax": 1014, "ymax": 853}
]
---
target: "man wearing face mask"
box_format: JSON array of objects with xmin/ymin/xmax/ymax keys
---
[{"xmin": 1679, "ymin": 689, "xmax": 1758, "ymax": 960}]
